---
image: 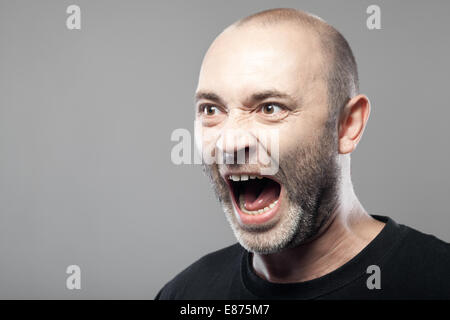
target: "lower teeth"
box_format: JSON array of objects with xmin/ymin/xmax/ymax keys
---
[{"xmin": 239, "ymin": 195, "xmax": 278, "ymax": 215}]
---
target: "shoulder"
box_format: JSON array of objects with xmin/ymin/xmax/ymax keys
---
[
  {"xmin": 376, "ymin": 215, "xmax": 450, "ymax": 262},
  {"xmin": 399, "ymin": 223, "xmax": 450, "ymax": 260},
  {"xmin": 155, "ymin": 243, "xmax": 244, "ymax": 300},
  {"xmin": 388, "ymin": 222, "xmax": 450, "ymax": 296}
]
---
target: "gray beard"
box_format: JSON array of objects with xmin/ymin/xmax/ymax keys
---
[{"xmin": 202, "ymin": 122, "xmax": 341, "ymax": 254}]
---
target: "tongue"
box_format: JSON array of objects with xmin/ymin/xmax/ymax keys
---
[{"xmin": 243, "ymin": 179, "xmax": 280, "ymax": 211}]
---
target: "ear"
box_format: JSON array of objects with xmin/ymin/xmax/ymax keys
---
[{"xmin": 338, "ymin": 94, "xmax": 371, "ymax": 154}]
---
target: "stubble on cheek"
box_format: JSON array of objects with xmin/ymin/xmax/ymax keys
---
[{"xmin": 201, "ymin": 163, "xmax": 229, "ymax": 205}]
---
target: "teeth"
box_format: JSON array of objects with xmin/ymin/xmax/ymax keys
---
[
  {"xmin": 228, "ymin": 174, "xmax": 263, "ymax": 181},
  {"xmin": 238, "ymin": 195, "xmax": 278, "ymax": 215}
]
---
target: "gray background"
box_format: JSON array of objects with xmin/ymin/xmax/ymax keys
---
[{"xmin": 0, "ymin": 0, "xmax": 449, "ymax": 299}]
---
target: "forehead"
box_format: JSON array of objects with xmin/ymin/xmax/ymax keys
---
[{"xmin": 197, "ymin": 23, "xmax": 326, "ymax": 103}]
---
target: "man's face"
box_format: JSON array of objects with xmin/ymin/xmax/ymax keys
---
[{"xmin": 195, "ymin": 23, "xmax": 341, "ymax": 254}]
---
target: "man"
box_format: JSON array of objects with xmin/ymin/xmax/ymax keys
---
[{"xmin": 156, "ymin": 8, "xmax": 450, "ymax": 299}]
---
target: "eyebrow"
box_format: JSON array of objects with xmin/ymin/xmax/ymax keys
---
[
  {"xmin": 195, "ymin": 89, "xmax": 298, "ymax": 106},
  {"xmin": 195, "ymin": 91, "xmax": 225, "ymax": 105}
]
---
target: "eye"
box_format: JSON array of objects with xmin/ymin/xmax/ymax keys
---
[
  {"xmin": 260, "ymin": 103, "xmax": 283, "ymax": 115},
  {"xmin": 201, "ymin": 104, "xmax": 222, "ymax": 116}
]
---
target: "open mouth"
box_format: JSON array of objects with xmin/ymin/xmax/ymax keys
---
[{"xmin": 227, "ymin": 174, "xmax": 282, "ymax": 217}]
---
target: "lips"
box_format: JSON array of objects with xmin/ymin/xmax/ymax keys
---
[{"xmin": 226, "ymin": 174, "xmax": 282, "ymax": 225}]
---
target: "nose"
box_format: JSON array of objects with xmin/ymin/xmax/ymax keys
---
[{"xmin": 216, "ymin": 115, "xmax": 257, "ymax": 165}]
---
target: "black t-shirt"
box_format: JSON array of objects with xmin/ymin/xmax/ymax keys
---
[{"xmin": 155, "ymin": 215, "xmax": 450, "ymax": 299}]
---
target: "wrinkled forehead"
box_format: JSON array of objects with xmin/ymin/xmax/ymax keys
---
[{"xmin": 197, "ymin": 23, "xmax": 326, "ymax": 103}]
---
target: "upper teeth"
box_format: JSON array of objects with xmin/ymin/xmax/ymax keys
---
[{"xmin": 228, "ymin": 175, "xmax": 263, "ymax": 181}]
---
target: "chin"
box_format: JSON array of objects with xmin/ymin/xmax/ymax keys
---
[{"xmin": 222, "ymin": 196, "xmax": 305, "ymax": 255}]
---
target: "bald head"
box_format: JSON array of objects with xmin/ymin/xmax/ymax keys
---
[{"xmin": 230, "ymin": 8, "xmax": 359, "ymax": 121}]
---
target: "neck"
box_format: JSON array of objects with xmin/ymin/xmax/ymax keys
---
[{"xmin": 251, "ymin": 170, "xmax": 385, "ymax": 283}]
